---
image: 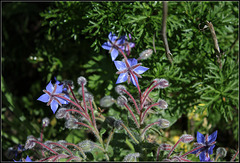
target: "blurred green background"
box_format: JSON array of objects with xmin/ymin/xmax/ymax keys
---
[{"xmin": 2, "ymin": 1, "xmax": 238, "ymax": 161}]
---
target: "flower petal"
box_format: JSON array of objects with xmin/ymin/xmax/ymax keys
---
[
  {"xmin": 197, "ymin": 131, "xmax": 205, "ymax": 144},
  {"xmin": 208, "ymin": 130, "xmax": 218, "ymax": 144},
  {"xmin": 111, "ymin": 49, "xmax": 119, "ymax": 61},
  {"xmin": 46, "ymin": 81, "xmax": 54, "ymax": 92},
  {"xmin": 128, "ymin": 58, "xmax": 138, "ymax": 67},
  {"xmin": 108, "ymin": 32, "xmax": 118, "ymax": 42},
  {"xmin": 199, "ymin": 151, "xmax": 206, "ymax": 162},
  {"xmin": 130, "ymin": 74, "xmax": 138, "ymax": 87},
  {"xmin": 114, "ymin": 61, "xmax": 126, "ymax": 71},
  {"xmin": 57, "ymin": 95, "xmax": 69, "ymax": 105},
  {"xmin": 25, "ymin": 156, "xmax": 32, "ymax": 162},
  {"xmin": 37, "ymin": 94, "xmax": 50, "ymax": 103},
  {"xmin": 55, "ymin": 84, "xmax": 63, "ymax": 94},
  {"xmin": 134, "ymin": 66, "xmax": 149, "ymax": 74},
  {"xmin": 102, "ymin": 42, "xmax": 112, "ymax": 50},
  {"xmin": 116, "ymin": 36, "xmax": 125, "ymax": 45},
  {"xmin": 50, "ymin": 100, "xmax": 59, "ymax": 114},
  {"xmin": 208, "ymin": 145, "xmax": 215, "ymax": 155},
  {"xmin": 116, "ymin": 73, "xmax": 128, "ymax": 84}
]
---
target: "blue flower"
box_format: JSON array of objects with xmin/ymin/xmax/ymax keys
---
[
  {"xmin": 114, "ymin": 58, "xmax": 149, "ymax": 87},
  {"xmin": 37, "ymin": 80, "xmax": 69, "ymax": 114},
  {"xmin": 102, "ymin": 32, "xmax": 125, "ymax": 61},
  {"xmin": 13, "ymin": 155, "xmax": 32, "ymax": 162},
  {"xmin": 191, "ymin": 131, "xmax": 217, "ymax": 162}
]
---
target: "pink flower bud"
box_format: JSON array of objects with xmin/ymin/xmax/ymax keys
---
[
  {"xmin": 180, "ymin": 134, "xmax": 194, "ymax": 143},
  {"xmin": 159, "ymin": 143, "xmax": 172, "ymax": 151}
]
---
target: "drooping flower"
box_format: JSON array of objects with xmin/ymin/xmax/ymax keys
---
[
  {"xmin": 37, "ymin": 80, "xmax": 69, "ymax": 114},
  {"xmin": 191, "ymin": 131, "xmax": 217, "ymax": 162},
  {"xmin": 102, "ymin": 32, "xmax": 125, "ymax": 61},
  {"xmin": 114, "ymin": 58, "xmax": 149, "ymax": 87}
]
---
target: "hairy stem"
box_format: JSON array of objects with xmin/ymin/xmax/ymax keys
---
[{"xmin": 162, "ymin": 1, "xmax": 173, "ymax": 64}]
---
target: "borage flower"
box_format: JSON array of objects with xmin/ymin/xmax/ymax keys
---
[
  {"xmin": 114, "ymin": 58, "xmax": 149, "ymax": 87},
  {"xmin": 102, "ymin": 32, "xmax": 125, "ymax": 61},
  {"xmin": 14, "ymin": 155, "xmax": 32, "ymax": 162},
  {"xmin": 37, "ymin": 80, "xmax": 69, "ymax": 114},
  {"xmin": 191, "ymin": 131, "xmax": 217, "ymax": 162}
]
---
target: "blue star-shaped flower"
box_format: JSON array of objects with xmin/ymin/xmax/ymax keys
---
[
  {"xmin": 102, "ymin": 32, "xmax": 125, "ymax": 61},
  {"xmin": 37, "ymin": 80, "xmax": 69, "ymax": 114},
  {"xmin": 14, "ymin": 155, "xmax": 32, "ymax": 162},
  {"xmin": 191, "ymin": 131, "xmax": 217, "ymax": 162},
  {"xmin": 114, "ymin": 58, "xmax": 149, "ymax": 87}
]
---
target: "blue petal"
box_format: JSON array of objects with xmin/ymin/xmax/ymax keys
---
[
  {"xmin": 102, "ymin": 42, "xmax": 112, "ymax": 50},
  {"xmin": 134, "ymin": 66, "xmax": 149, "ymax": 74},
  {"xmin": 50, "ymin": 100, "xmax": 59, "ymax": 114},
  {"xmin": 208, "ymin": 145, "xmax": 215, "ymax": 155},
  {"xmin": 37, "ymin": 94, "xmax": 49, "ymax": 103},
  {"xmin": 208, "ymin": 130, "xmax": 217, "ymax": 144},
  {"xmin": 129, "ymin": 42, "xmax": 135, "ymax": 48},
  {"xmin": 128, "ymin": 58, "xmax": 138, "ymax": 67},
  {"xmin": 197, "ymin": 131, "xmax": 205, "ymax": 144},
  {"xmin": 109, "ymin": 32, "xmax": 118, "ymax": 42},
  {"xmin": 114, "ymin": 61, "xmax": 126, "ymax": 71},
  {"xmin": 111, "ymin": 49, "xmax": 119, "ymax": 61},
  {"xmin": 130, "ymin": 74, "xmax": 138, "ymax": 87},
  {"xmin": 116, "ymin": 73, "xmax": 128, "ymax": 84},
  {"xmin": 57, "ymin": 95, "xmax": 69, "ymax": 105},
  {"xmin": 25, "ymin": 156, "xmax": 32, "ymax": 162},
  {"xmin": 55, "ymin": 84, "xmax": 63, "ymax": 94},
  {"xmin": 46, "ymin": 81, "xmax": 54, "ymax": 92},
  {"xmin": 199, "ymin": 151, "xmax": 206, "ymax": 162},
  {"xmin": 116, "ymin": 36, "xmax": 125, "ymax": 45}
]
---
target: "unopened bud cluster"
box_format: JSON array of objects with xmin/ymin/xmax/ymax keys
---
[
  {"xmin": 123, "ymin": 153, "xmax": 140, "ymax": 162},
  {"xmin": 42, "ymin": 117, "xmax": 50, "ymax": 127},
  {"xmin": 117, "ymin": 96, "xmax": 128, "ymax": 106},
  {"xmin": 153, "ymin": 79, "xmax": 169, "ymax": 89},
  {"xmin": 78, "ymin": 140, "xmax": 96, "ymax": 152},
  {"xmin": 115, "ymin": 85, "xmax": 127, "ymax": 95},
  {"xmin": 157, "ymin": 119, "xmax": 170, "ymax": 128},
  {"xmin": 77, "ymin": 76, "xmax": 87, "ymax": 86}
]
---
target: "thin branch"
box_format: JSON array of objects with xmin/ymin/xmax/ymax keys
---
[
  {"xmin": 206, "ymin": 21, "xmax": 222, "ymax": 69},
  {"xmin": 162, "ymin": 1, "xmax": 173, "ymax": 64}
]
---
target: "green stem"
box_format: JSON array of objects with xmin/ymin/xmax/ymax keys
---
[{"xmin": 120, "ymin": 122, "xmax": 139, "ymax": 144}]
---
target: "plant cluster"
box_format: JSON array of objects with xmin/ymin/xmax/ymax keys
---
[{"xmin": 10, "ymin": 32, "xmax": 239, "ymax": 162}]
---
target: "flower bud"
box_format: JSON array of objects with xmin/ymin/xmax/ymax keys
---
[
  {"xmin": 139, "ymin": 49, "xmax": 153, "ymax": 60},
  {"xmin": 153, "ymin": 79, "xmax": 169, "ymax": 89},
  {"xmin": 78, "ymin": 87, "xmax": 88, "ymax": 96},
  {"xmin": 159, "ymin": 143, "xmax": 172, "ymax": 151},
  {"xmin": 77, "ymin": 76, "xmax": 87, "ymax": 86},
  {"xmin": 100, "ymin": 96, "xmax": 115, "ymax": 107},
  {"xmin": 25, "ymin": 136, "xmax": 36, "ymax": 150},
  {"xmin": 216, "ymin": 147, "xmax": 227, "ymax": 158},
  {"xmin": 115, "ymin": 85, "xmax": 127, "ymax": 95},
  {"xmin": 78, "ymin": 140, "xmax": 95, "ymax": 152},
  {"xmin": 123, "ymin": 153, "xmax": 140, "ymax": 162},
  {"xmin": 65, "ymin": 118, "xmax": 78, "ymax": 129},
  {"xmin": 117, "ymin": 96, "xmax": 128, "ymax": 106},
  {"xmin": 62, "ymin": 80, "xmax": 74, "ymax": 91},
  {"xmin": 85, "ymin": 92, "xmax": 94, "ymax": 101},
  {"xmin": 114, "ymin": 120, "xmax": 123, "ymax": 130},
  {"xmin": 42, "ymin": 117, "xmax": 50, "ymax": 127},
  {"xmin": 55, "ymin": 108, "xmax": 67, "ymax": 119},
  {"xmin": 105, "ymin": 116, "xmax": 116, "ymax": 127},
  {"xmin": 157, "ymin": 100, "xmax": 168, "ymax": 109},
  {"xmin": 180, "ymin": 134, "xmax": 194, "ymax": 143},
  {"xmin": 157, "ymin": 119, "xmax": 170, "ymax": 128}
]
